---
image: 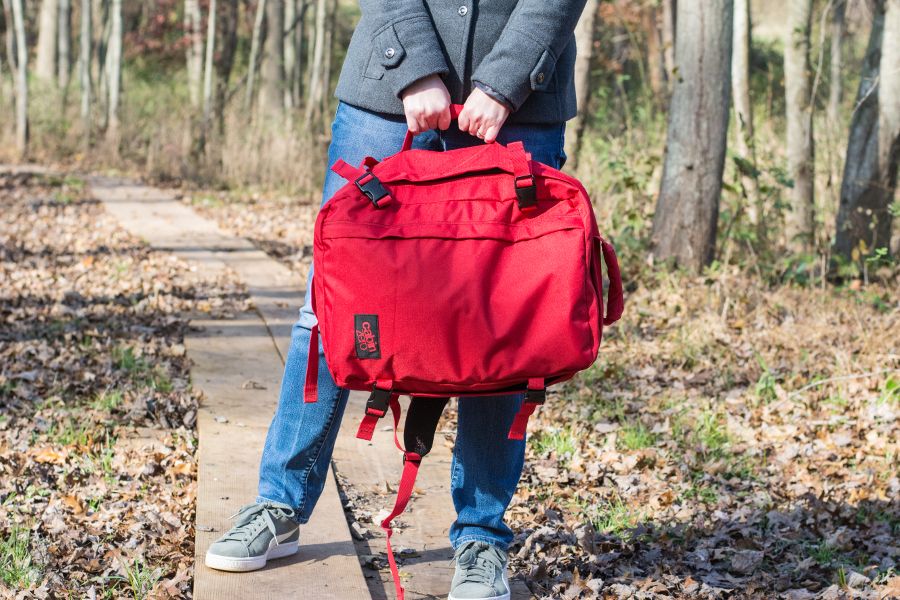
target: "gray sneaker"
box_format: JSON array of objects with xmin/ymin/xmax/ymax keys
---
[
  {"xmin": 448, "ymin": 541, "xmax": 511, "ymax": 600},
  {"xmin": 204, "ymin": 502, "xmax": 299, "ymax": 572}
]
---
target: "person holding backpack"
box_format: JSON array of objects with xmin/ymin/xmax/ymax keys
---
[{"xmin": 206, "ymin": 2, "xmax": 587, "ymax": 598}]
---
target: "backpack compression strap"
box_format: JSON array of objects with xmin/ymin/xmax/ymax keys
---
[
  {"xmin": 357, "ymin": 395, "xmax": 449, "ymax": 600},
  {"xmin": 507, "ymin": 378, "xmax": 546, "ymax": 440}
]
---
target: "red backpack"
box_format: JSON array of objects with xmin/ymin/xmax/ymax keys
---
[{"xmin": 304, "ymin": 107, "xmax": 624, "ymax": 599}]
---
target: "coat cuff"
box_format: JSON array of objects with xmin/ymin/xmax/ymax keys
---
[
  {"xmin": 470, "ymin": 28, "xmax": 557, "ymax": 111},
  {"xmin": 390, "ymin": 17, "xmax": 451, "ymax": 98},
  {"xmin": 472, "ymin": 81, "xmax": 515, "ymax": 111}
]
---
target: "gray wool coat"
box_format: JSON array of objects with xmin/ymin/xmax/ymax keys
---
[{"xmin": 334, "ymin": 0, "xmax": 588, "ymax": 124}]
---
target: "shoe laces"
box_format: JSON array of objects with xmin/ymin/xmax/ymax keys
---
[
  {"xmin": 453, "ymin": 541, "xmax": 504, "ymax": 586},
  {"xmin": 221, "ymin": 503, "xmax": 287, "ymax": 544}
]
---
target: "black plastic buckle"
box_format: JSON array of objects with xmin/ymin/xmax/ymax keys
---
[
  {"xmin": 365, "ymin": 386, "xmax": 392, "ymax": 417},
  {"xmin": 525, "ymin": 387, "xmax": 546, "ymax": 405},
  {"xmin": 355, "ymin": 173, "xmax": 390, "ymax": 208},
  {"xmin": 514, "ymin": 175, "xmax": 537, "ymax": 210}
]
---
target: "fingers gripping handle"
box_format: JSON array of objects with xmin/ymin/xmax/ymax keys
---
[{"xmin": 401, "ymin": 104, "xmax": 465, "ymax": 152}]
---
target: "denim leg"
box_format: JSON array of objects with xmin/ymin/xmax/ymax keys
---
[
  {"xmin": 444, "ymin": 123, "xmax": 567, "ymax": 549},
  {"xmin": 449, "ymin": 394, "xmax": 526, "ymax": 549},
  {"xmin": 256, "ymin": 317, "xmax": 350, "ymax": 523},
  {"xmin": 256, "ymin": 102, "xmax": 441, "ymax": 522}
]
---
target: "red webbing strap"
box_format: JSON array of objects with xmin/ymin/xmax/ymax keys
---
[
  {"xmin": 401, "ymin": 104, "xmax": 465, "ymax": 152},
  {"xmin": 381, "ymin": 453, "xmax": 421, "ymax": 600},
  {"xmin": 600, "ymin": 239, "xmax": 625, "ymax": 325},
  {"xmin": 508, "ymin": 378, "xmax": 545, "ymax": 440},
  {"xmin": 303, "ymin": 324, "xmax": 318, "ymax": 403},
  {"xmin": 303, "ymin": 283, "xmax": 320, "ymax": 404},
  {"xmin": 507, "ymin": 141, "xmax": 532, "ymax": 180},
  {"xmin": 330, "ymin": 158, "xmax": 365, "ymax": 181},
  {"xmin": 507, "ymin": 401, "xmax": 537, "ymax": 441},
  {"xmin": 507, "ymin": 141, "xmax": 537, "ymax": 212},
  {"xmin": 356, "ymin": 391, "xmax": 399, "ymax": 440}
]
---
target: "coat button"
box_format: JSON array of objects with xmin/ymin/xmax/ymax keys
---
[
  {"xmin": 537, "ymin": 72, "xmax": 545, "ymax": 84},
  {"xmin": 384, "ymin": 47, "xmax": 395, "ymax": 59},
  {"xmin": 458, "ymin": 5, "xmax": 468, "ymax": 16}
]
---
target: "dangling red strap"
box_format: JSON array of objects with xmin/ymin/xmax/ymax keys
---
[
  {"xmin": 508, "ymin": 378, "xmax": 545, "ymax": 440},
  {"xmin": 330, "ymin": 158, "xmax": 365, "ymax": 181},
  {"xmin": 355, "ymin": 393, "xmax": 400, "ymax": 440},
  {"xmin": 381, "ymin": 452, "xmax": 421, "ymax": 600},
  {"xmin": 303, "ymin": 324, "xmax": 319, "ymax": 403},
  {"xmin": 507, "ymin": 401, "xmax": 537, "ymax": 441}
]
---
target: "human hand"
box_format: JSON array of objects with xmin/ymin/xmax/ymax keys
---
[
  {"xmin": 457, "ymin": 87, "xmax": 511, "ymax": 143},
  {"xmin": 400, "ymin": 74, "xmax": 452, "ymax": 135}
]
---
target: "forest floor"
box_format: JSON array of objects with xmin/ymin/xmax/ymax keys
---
[
  {"xmin": 188, "ymin": 191, "xmax": 900, "ymax": 600},
  {"xmin": 0, "ymin": 175, "xmax": 897, "ymax": 600},
  {"xmin": 0, "ymin": 173, "xmax": 248, "ymax": 598}
]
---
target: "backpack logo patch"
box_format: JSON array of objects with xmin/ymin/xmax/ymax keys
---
[{"xmin": 354, "ymin": 314, "xmax": 381, "ymax": 359}]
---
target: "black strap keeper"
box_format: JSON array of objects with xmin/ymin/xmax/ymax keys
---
[
  {"xmin": 366, "ymin": 386, "xmax": 392, "ymax": 416},
  {"xmin": 355, "ymin": 173, "xmax": 390, "ymax": 208},
  {"xmin": 525, "ymin": 387, "xmax": 546, "ymax": 405},
  {"xmin": 514, "ymin": 175, "xmax": 537, "ymax": 209}
]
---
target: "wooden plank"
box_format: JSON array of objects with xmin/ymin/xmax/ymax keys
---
[
  {"xmin": 90, "ymin": 178, "xmax": 371, "ymax": 599},
  {"xmin": 333, "ymin": 393, "xmax": 533, "ymax": 600},
  {"xmin": 188, "ymin": 317, "xmax": 367, "ymax": 599}
]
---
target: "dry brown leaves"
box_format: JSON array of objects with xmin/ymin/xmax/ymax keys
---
[
  {"xmin": 191, "ymin": 191, "xmax": 899, "ymax": 599},
  {"xmin": 507, "ymin": 269, "xmax": 899, "ymax": 599},
  {"xmin": 0, "ymin": 173, "xmax": 248, "ymax": 599}
]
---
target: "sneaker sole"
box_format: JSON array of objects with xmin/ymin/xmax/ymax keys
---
[
  {"xmin": 448, "ymin": 570, "xmax": 510, "ymax": 600},
  {"xmin": 448, "ymin": 592, "xmax": 510, "ymax": 600},
  {"xmin": 205, "ymin": 540, "xmax": 299, "ymax": 572}
]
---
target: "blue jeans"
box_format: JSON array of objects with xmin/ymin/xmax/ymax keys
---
[{"xmin": 257, "ymin": 102, "xmax": 566, "ymax": 550}]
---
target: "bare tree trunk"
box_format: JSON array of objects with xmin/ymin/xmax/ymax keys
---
[
  {"xmin": 10, "ymin": 0, "xmax": 28, "ymax": 155},
  {"xmin": 644, "ymin": 4, "xmax": 665, "ymax": 100},
  {"xmin": 784, "ymin": 0, "xmax": 815, "ymax": 252},
  {"xmin": 304, "ymin": 0, "xmax": 326, "ymax": 123},
  {"xmin": 79, "ymin": 0, "xmax": 92, "ymax": 145},
  {"xmin": 828, "ymin": 0, "xmax": 847, "ymax": 122},
  {"xmin": 318, "ymin": 0, "xmax": 335, "ymax": 128},
  {"xmin": 36, "ymin": 0, "xmax": 59, "ymax": 82},
  {"xmin": 214, "ymin": 0, "xmax": 239, "ymax": 135},
  {"xmin": 284, "ymin": 0, "xmax": 295, "ymax": 109},
  {"xmin": 732, "ymin": 0, "xmax": 762, "ymax": 229},
  {"xmin": 293, "ymin": 0, "xmax": 307, "ymax": 103},
  {"xmin": 245, "ymin": 0, "xmax": 266, "ymax": 111},
  {"xmin": 3, "ymin": 1, "xmax": 15, "ymax": 85},
  {"xmin": 258, "ymin": 0, "xmax": 284, "ymax": 119},
  {"xmin": 58, "ymin": 0, "xmax": 72, "ymax": 90},
  {"xmin": 95, "ymin": 0, "xmax": 110, "ymax": 122},
  {"xmin": 564, "ymin": 0, "xmax": 599, "ymax": 168},
  {"xmin": 833, "ymin": 0, "xmax": 899, "ymax": 262},
  {"xmin": 650, "ymin": 0, "xmax": 734, "ymax": 271},
  {"xmin": 185, "ymin": 0, "xmax": 203, "ymax": 109},
  {"xmin": 661, "ymin": 0, "xmax": 676, "ymax": 90},
  {"xmin": 105, "ymin": 0, "xmax": 121, "ymax": 144},
  {"xmin": 202, "ymin": 0, "xmax": 216, "ymax": 123},
  {"xmin": 3, "ymin": 0, "xmax": 17, "ymax": 91}
]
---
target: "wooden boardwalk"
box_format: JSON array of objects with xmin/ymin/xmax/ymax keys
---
[{"xmin": 86, "ymin": 176, "xmax": 533, "ymax": 599}]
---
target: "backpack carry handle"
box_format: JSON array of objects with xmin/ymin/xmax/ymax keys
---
[
  {"xmin": 400, "ymin": 103, "xmax": 466, "ymax": 152},
  {"xmin": 597, "ymin": 238, "xmax": 624, "ymax": 325}
]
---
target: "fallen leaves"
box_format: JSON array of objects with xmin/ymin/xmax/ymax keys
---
[
  {"xmin": 0, "ymin": 173, "xmax": 248, "ymax": 598},
  {"xmin": 194, "ymin": 188, "xmax": 900, "ymax": 599}
]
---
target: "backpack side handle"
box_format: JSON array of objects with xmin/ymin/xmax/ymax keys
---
[{"xmin": 596, "ymin": 237, "xmax": 624, "ymax": 326}]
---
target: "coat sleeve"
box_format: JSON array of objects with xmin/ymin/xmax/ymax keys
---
[
  {"xmin": 471, "ymin": 0, "xmax": 587, "ymax": 111},
  {"xmin": 375, "ymin": 2, "xmax": 450, "ymax": 98}
]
